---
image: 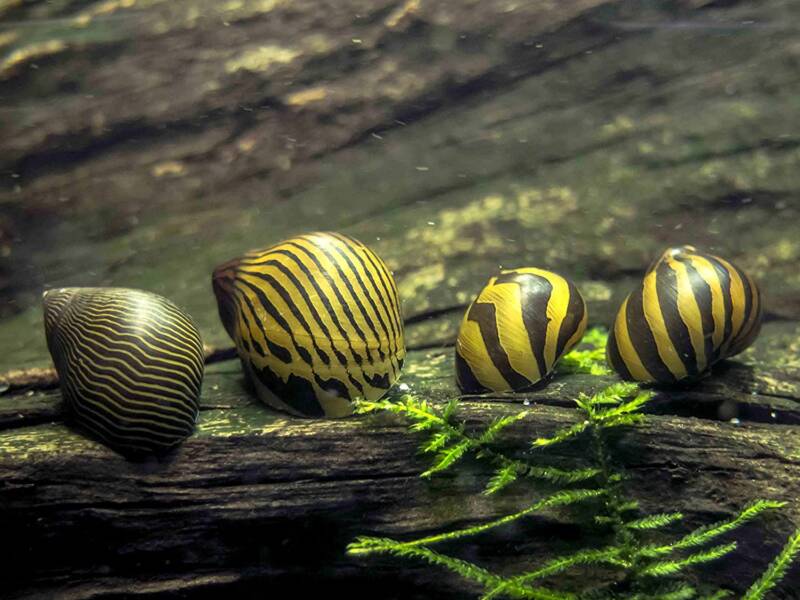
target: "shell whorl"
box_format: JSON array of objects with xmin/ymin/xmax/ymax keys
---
[
  {"xmin": 455, "ymin": 268, "xmax": 588, "ymax": 393},
  {"xmin": 43, "ymin": 287, "xmax": 205, "ymax": 455},
  {"xmin": 607, "ymin": 246, "xmax": 763, "ymax": 384},
  {"xmin": 212, "ymin": 231, "xmax": 406, "ymax": 418}
]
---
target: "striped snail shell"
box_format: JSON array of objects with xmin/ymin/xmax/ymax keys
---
[
  {"xmin": 212, "ymin": 231, "xmax": 406, "ymax": 418},
  {"xmin": 43, "ymin": 287, "xmax": 204, "ymax": 455},
  {"xmin": 455, "ymin": 268, "xmax": 588, "ymax": 393},
  {"xmin": 607, "ymin": 245, "xmax": 763, "ymax": 384}
]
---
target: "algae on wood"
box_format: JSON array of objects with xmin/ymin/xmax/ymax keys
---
[
  {"xmin": 1, "ymin": 0, "xmax": 800, "ymax": 598},
  {"xmin": 2, "ymin": 0, "xmax": 800, "ymax": 369},
  {"xmin": 2, "ymin": 323, "xmax": 800, "ymax": 598}
]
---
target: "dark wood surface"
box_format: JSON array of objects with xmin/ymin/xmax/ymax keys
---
[
  {"xmin": 2, "ymin": 0, "xmax": 800, "ymax": 598},
  {"xmin": 2, "ymin": 322, "xmax": 800, "ymax": 599}
]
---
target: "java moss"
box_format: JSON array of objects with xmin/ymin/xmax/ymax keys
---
[{"xmin": 348, "ymin": 330, "xmax": 800, "ymax": 599}]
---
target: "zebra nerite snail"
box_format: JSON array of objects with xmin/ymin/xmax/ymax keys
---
[
  {"xmin": 606, "ymin": 245, "xmax": 763, "ymax": 384},
  {"xmin": 212, "ymin": 231, "xmax": 406, "ymax": 418},
  {"xmin": 455, "ymin": 267, "xmax": 587, "ymax": 393},
  {"xmin": 43, "ymin": 287, "xmax": 204, "ymax": 455}
]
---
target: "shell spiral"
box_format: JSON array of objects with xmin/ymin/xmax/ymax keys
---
[
  {"xmin": 606, "ymin": 246, "xmax": 763, "ymax": 384},
  {"xmin": 455, "ymin": 268, "xmax": 588, "ymax": 393},
  {"xmin": 212, "ymin": 231, "xmax": 406, "ymax": 418},
  {"xmin": 43, "ymin": 287, "xmax": 204, "ymax": 455}
]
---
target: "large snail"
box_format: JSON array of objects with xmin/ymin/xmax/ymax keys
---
[
  {"xmin": 212, "ymin": 231, "xmax": 406, "ymax": 418},
  {"xmin": 455, "ymin": 268, "xmax": 587, "ymax": 393},
  {"xmin": 43, "ymin": 287, "xmax": 205, "ymax": 455},
  {"xmin": 607, "ymin": 245, "xmax": 763, "ymax": 384}
]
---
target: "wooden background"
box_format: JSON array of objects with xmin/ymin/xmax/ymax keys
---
[{"xmin": 1, "ymin": 0, "xmax": 799, "ymax": 598}]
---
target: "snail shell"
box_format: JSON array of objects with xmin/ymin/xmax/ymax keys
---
[
  {"xmin": 607, "ymin": 245, "xmax": 763, "ymax": 384},
  {"xmin": 212, "ymin": 231, "xmax": 405, "ymax": 418},
  {"xmin": 43, "ymin": 287, "xmax": 204, "ymax": 455},
  {"xmin": 455, "ymin": 268, "xmax": 588, "ymax": 393}
]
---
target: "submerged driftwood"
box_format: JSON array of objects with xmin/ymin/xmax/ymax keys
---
[
  {"xmin": 2, "ymin": 321, "xmax": 800, "ymax": 599},
  {"xmin": 1, "ymin": 0, "xmax": 800, "ymax": 598}
]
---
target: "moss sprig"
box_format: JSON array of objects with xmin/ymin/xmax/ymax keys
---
[
  {"xmin": 743, "ymin": 529, "xmax": 800, "ymax": 600},
  {"xmin": 356, "ymin": 393, "xmax": 600, "ymax": 491},
  {"xmin": 349, "ymin": 329, "xmax": 799, "ymax": 598},
  {"xmin": 556, "ymin": 328, "xmax": 613, "ymax": 376}
]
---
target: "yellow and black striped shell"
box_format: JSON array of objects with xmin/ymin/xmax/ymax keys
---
[
  {"xmin": 43, "ymin": 287, "xmax": 204, "ymax": 455},
  {"xmin": 455, "ymin": 268, "xmax": 588, "ymax": 393},
  {"xmin": 607, "ymin": 246, "xmax": 763, "ymax": 384},
  {"xmin": 212, "ymin": 231, "xmax": 405, "ymax": 418}
]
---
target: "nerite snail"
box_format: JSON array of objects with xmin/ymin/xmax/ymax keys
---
[
  {"xmin": 43, "ymin": 287, "xmax": 205, "ymax": 455},
  {"xmin": 606, "ymin": 245, "xmax": 763, "ymax": 384},
  {"xmin": 212, "ymin": 231, "xmax": 406, "ymax": 418},
  {"xmin": 455, "ymin": 267, "xmax": 588, "ymax": 393}
]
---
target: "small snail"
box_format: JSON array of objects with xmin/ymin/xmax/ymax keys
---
[
  {"xmin": 212, "ymin": 231, "xmax": 405, "ymax": 418},
  {"xmin": 455, "ymin": 268, "xmax": 588, "ymax": 393},
  {"xmin": 43, "ymin": 287, "xmax": 204, "ymax": 455},
  {"xmin": 607, "ymin": 245, "xmax": 763, "ymax": 384}
]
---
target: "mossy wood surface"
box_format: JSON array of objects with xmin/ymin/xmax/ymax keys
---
[
  {"xmin": 1, "ymin": 0, "xmax": 800, "ymax": 598},
  {"xmin": 3, "ymin": 322, "xmax": 800, "ymax": 599}
]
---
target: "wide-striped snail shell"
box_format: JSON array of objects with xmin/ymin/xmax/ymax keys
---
[
  {"xmin": 43, "ymin": 287, "xmax": 204, "ymax": 455},
  {"xmin": 212, "ymin": 231, "xmax": 406, "ymax": 418},
  {"xmin": 607, "ymin": 245, "xmax": 763, "ymax": 384},
  {"xmin": 455, "ymin": 268, "xmax": 588, "ymax": 393}
]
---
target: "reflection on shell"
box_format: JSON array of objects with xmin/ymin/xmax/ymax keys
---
[
  {"xmin": 43, "ymin": 287, "xmax": 204, "ymax": 455},
  {"xmin": 607, "ymin": 246, "xmax": 763, "ymax": 384},
  {"xmin": 455, "ymin": 267, "xmax": 587, "ymax": 393},
  {"xmin": 212, "ymin": 231, "xmax": 406, "ymax": 418}
]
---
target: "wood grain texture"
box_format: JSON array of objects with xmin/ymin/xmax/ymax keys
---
[
  {"xmin": 2, "ymin": 320, "xmax": 800, "ymax": 599},
  {"xmin": 2, "ymin": 0, "xmax": 800, "ymax": 371},
  {"xmin": 1, "ymin": 0, "xmax": 800, "ymax": 597}
]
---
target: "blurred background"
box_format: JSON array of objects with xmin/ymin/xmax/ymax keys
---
[{"xmin": 1, "ymin": 0, "xmax": 799, "ymax": 372}]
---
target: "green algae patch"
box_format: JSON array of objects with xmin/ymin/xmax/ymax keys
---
[{"xmin": 0, "ymin": 423, "xmax": 102, "ymax": 460}]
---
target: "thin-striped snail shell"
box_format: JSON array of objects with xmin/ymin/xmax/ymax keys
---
[
  {"xmin": 607, "ymin": 245, "xmax": 763, "ymax": 384},
  {"xmin": 43, "ymin": 287, "xmax": 204, "ymax": 455},
  {"xmin": 212, "ymin": 231, "xmax": 406, "ymax": 418},
  {"xmin": 455, "ymin": 268, "xmax": 588, "ymax": 393}
]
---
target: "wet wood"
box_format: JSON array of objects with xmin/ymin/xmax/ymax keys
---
[
  {"xmin": 2, "ymin": 0, "xmax": 800, "ymax": 368},
  {"xmin": 2, "ymin": 0, "xmax": 800, "ymax": 598},
  {"xmin": 2, "ymin": 401, "xmax": 799, "ymax": 599},
  {"xmin": 0, "ymin": 344, "xmax": 237, "ymax": 393},
  {"xmin": 0, "ymin": 366, "xmax": 59, "ymax": 392},
  {"xmin": 2, "ymin": 320, "xmax": 800, "ymax": 599}
]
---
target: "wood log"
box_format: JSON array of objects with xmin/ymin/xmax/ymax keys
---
[
  {"xmin": 2, "ymin": 0, "xmax": 800, "ymax": 598},
  {"xmin": 2, "ymin": 0, "xmax": 800, "ymax": 367},
  {"xmin": 2, "ymin": 320, "xmax": 800, "ymax": 599}
]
